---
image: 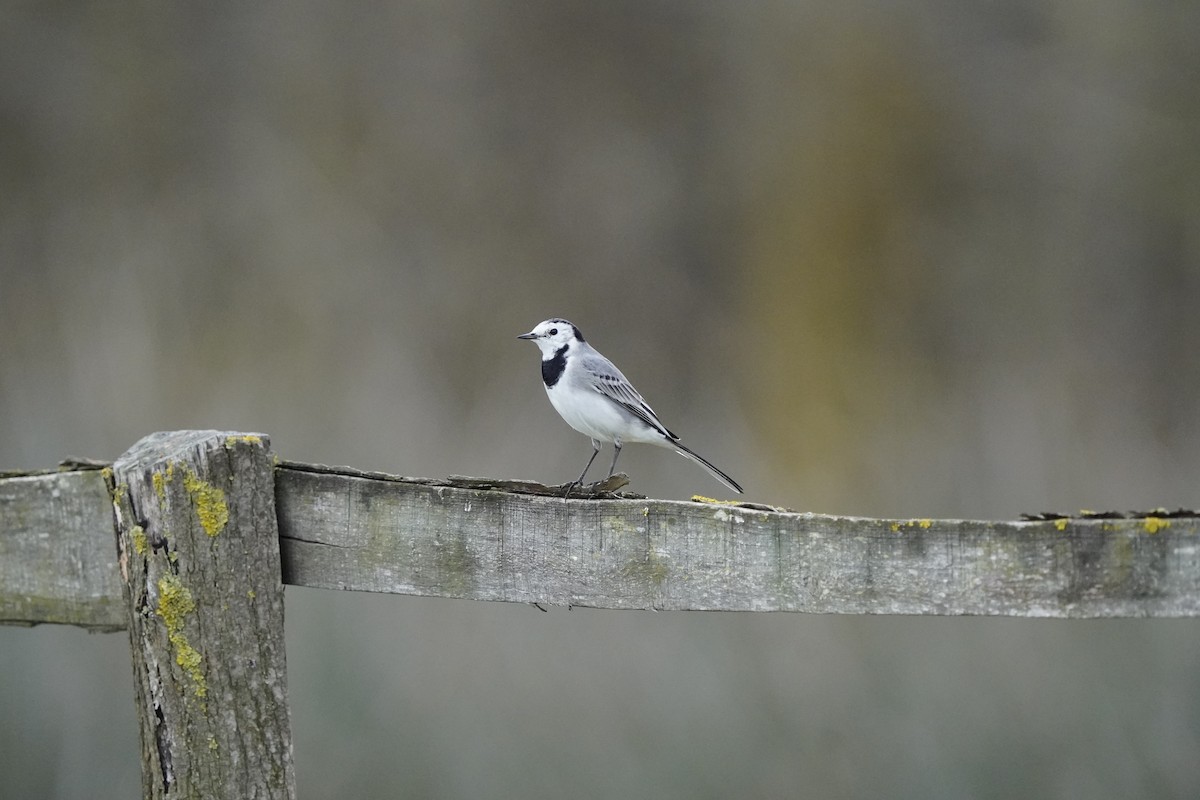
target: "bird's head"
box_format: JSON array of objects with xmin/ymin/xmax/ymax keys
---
[{"xmin": 518, "ymin": 318, "xmax": 585, "ymax": 356}]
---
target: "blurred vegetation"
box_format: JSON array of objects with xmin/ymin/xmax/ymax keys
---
[{"xmin": 2, "ymin": 2, "xmax": 1199, "ymax": 798}]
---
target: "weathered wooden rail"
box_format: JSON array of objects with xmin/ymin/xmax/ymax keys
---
[{"xmin": 2, "ymin": 430, "xmax": 1198, "ymax": 798}]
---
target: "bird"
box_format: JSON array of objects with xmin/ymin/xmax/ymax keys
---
[{"xmin": 518, "ymin": 318, "xmax": 743, "ymax": 495}]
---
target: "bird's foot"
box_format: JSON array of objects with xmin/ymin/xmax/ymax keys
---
[{"xmin": 560, "ymin": 473, "xmax": 630, "ymax": 498}]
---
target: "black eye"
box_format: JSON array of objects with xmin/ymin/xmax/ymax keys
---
[{"xmin": 549, "ymin": 328, "xmax": 558, "ymax": 335}]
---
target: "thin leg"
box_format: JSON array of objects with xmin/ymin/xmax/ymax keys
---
[
  {"xmin": 607, "ymin": 441, "xmax": 622, "ymax": 478},
  {"xmin": 565, "ymin": 439, "xmax": 601, "ymax": 497}
]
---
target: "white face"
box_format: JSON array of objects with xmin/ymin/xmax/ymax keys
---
[{"xmin": 519, "ymin": 318, "xmax": 582, "ymax": 355}]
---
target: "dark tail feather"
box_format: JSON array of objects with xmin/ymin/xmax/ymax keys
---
[{"xmin": 673, "ymin": 442, "xmax": 744, "ymax": 494}]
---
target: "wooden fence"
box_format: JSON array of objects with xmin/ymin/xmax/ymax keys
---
[{"xmin": 2, "ymin": 430, "xmax": 1198, "ymax": 798}]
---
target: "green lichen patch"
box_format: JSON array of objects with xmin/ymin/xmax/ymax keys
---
[
  {"xmin": 623, "ymin": 550, "xmax": 670, "ymax": 587},
  {"xmin": 156, "ymin": 574, "xmax": 208, "ymax": 698},
  {"xmin": 131, "ymin": 525, "xmax": 148, "ymax": 556},
  {"xmin": 182, "ymin": 468, "xmax": 229, "ymax": 537},
  {"xmin": 431, "ymin": 535, "xmax": 479, "ymax": 596}
]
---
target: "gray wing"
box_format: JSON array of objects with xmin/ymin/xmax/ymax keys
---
[{"xmin": 578, "ymin": 351, "xmax": 678, "ymax": 440}]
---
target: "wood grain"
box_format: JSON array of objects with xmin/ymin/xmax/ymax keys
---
[
  {"xmin": 276, "ymin": 464, "xmax": 1200, "ymax": 617},
  {"xmin": 112, "ymin": 431, "xmax": 295, "ymax": 800},
  {"xmin": 0, "ymin": 468, "xmax": 124, "ymax": 630},
  {"xmin": 4, "ymin": 442, "xmax": 1198, "ymax": 628}
]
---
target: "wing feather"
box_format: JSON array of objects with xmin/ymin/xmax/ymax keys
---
[{"xmin": 579, "ymin": 354, "xmax": 677, "ymax": 440}]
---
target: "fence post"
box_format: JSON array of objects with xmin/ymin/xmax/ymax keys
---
[{"xmin": 110, "ymin": 431, "xmax": 295, "ymax": 799}]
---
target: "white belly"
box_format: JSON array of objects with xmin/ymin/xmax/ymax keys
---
[{"xmin": 545, "ymin": 384, "xmax": 660, "ymax": 445}]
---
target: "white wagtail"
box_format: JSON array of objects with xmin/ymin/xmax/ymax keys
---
[{"xmin": 519, "ymin": 318, "xmax": 743, "ymax": 495}]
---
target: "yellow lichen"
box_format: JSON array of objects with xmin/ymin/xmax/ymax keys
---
[
  {"xmin": 225, "ymin": 434, "xmax": 262, "ymax": 448},
  {"xmin": 890, "ymin": 522, "xmax": 901, "ymax": 532},
  {"xmin": 1054, "ymin": 519, "xmax": 1068, "ymax": 531},
  {"xmin": 183, "ymin": 468, "xmax": 229, "ymax": 537},
  {"xmin": 692, "ymin": 495, "xmax": 741, "ymax": 505},
  {"xmin": 1143, "ymin": 517, "xmax": 1169, "ymax": 534},
  {"xmin": 152, "ymin": 470, "xmax": 167, "ymax": 502},
  {"xmin": 111, "ymin": 482, "xmax": 127, "ymax": 508},
  {"xmin": 156, "ymin": 574, "xmax": 207, "ymax": 698},
  {"xmin": 131, "ymin": 525, "xmax": 148, "ymax": 555},
  {"xmin": 917, "ymin": 519, "xmax": 932, "ymax": 529}
]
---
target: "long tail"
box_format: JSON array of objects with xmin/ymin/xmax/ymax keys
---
[{"xmin": 673, "ymin": 442, "xmax": 744, "ymax": 494}]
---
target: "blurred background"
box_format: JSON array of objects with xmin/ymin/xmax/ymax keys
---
[{"xmin": 2, "ymin": 1, "xmax": 1200, "ymax": 797}]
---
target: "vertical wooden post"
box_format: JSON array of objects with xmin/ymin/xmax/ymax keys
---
[{"xmin": 110, "ymin": 431, "xmax": 295, "ymax": 800}]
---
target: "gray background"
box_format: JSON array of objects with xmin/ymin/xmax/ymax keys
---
[{"xmin": 2, "ymin": 2, "xmax": 1199, "ymax": 798}]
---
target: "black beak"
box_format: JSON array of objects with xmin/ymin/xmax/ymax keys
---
[{"xmin": 517, "ymin": 331, "xmax": 537, "ymax": 340}]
